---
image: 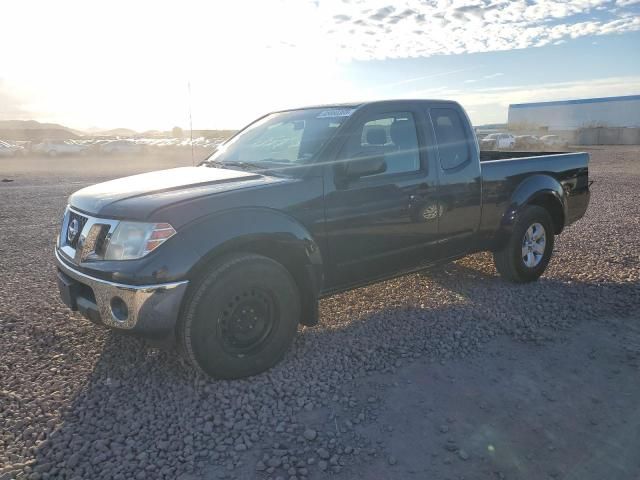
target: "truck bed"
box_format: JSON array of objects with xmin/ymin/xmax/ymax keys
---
[{"xmin": 479, "ymin": 151, "xmax": 590, "ymax": 237}]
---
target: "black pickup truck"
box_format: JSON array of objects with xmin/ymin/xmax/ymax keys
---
[{"xmin": 55, "ymin": 100, "xmax": 590, "ymax": 378}]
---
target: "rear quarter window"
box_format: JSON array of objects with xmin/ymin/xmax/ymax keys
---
[{"xmin": 430, "ymin": 108, "xmax": 471, "ymax": 170}]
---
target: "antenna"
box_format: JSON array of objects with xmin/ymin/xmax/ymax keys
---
[{"xmin": 188, "ymin": 80, "xmax": 194, "ymax": 166}]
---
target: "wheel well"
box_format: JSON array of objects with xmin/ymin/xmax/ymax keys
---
[
  {"xmin": 529, "ymin": 194, "xmax": 564, "ymax": 234},
  {"xmin": 188, "ymin": 239, "xmax": 320, "ymax": 327}
]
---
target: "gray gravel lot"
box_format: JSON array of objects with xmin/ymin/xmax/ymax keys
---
[{"xmin": 1, "ymin": 147, "xmax": 639, "ymax": 480}]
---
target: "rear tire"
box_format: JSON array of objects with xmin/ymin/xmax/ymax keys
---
[
  {"xmin": 493, "ymin": 205, "xmax": 555, "ymax": 283},
  {"xmin": 178, "ymin": 253, "xmax": 300, "ymax": 379}
]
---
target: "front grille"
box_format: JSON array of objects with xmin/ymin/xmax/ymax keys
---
[{"xmin": 67, "ymin": 211, "xmax": 88, "ymax": 248}]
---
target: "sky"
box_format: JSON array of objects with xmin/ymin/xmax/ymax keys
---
[{"xmin": 1, "ymin": 0, "xmax": 639, "ymax": 130}]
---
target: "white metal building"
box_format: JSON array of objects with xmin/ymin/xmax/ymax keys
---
[{"xmin": 508, "ymin": 95, "xmax": 640, "ymax": 131}]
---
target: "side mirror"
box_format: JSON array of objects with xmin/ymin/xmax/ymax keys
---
[{"xmin": 343, "ymin": 153, "xmax": 387, "ymax": 180}]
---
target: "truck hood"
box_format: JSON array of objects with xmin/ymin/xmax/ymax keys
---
[{"xmin": 69, "ymin": 166, "xmax": 286, "ymax": 220}]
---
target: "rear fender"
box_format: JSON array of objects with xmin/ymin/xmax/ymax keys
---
[{"xmin": 496, "ymin": 175, "xmax": 567, "ymax": 247}]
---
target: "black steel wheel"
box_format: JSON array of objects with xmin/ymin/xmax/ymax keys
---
[
  {"xmin": 178, "ymin": 253, "xmax": 300, "ymax": 379},
  {"xmin": 218, "ymin": 287, "xmax": 277, "ymax": 356}
]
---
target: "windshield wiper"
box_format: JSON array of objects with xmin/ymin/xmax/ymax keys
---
[{"xmin": 205, "ymin": 159, "xmax": 293, "ymax": 175}]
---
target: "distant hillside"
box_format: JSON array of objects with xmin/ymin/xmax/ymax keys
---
[
  {"xmin": 0, "ymin": 120, "xmax": 80, "ymax": 141},
  {"xmin": 97, "ymin": 128, "xmax": 139, "ymax": 137},
  {"xmin": 0, "ymin": 120, "xmax": 237, "ymax": 141}
]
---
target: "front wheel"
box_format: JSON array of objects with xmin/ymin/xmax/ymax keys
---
[
  {"xmin": 178, "ymin": 253, "xmax": 301, "ymax": 379},
  {"xmin": 493, "ymin": 205, "xmax": 555, "ymax": 283}
]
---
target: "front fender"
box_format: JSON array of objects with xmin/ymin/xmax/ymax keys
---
[
  {"xmin": 186, "ymin": 207, "xmax": 321, "ymax": 264},
  {"xmin": 180, "ymin": 207, "xmax": 324, "ymax": 326},
  {"xmin": 179, "ymin": 207, "xmax": 323, "ymax": 295}
]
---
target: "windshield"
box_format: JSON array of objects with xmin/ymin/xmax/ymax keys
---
[{"xmin": 204, "ymin": 107, "xmax": 356, "ymax": 168}]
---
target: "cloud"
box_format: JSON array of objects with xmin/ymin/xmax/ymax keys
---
[
  {"xmin": 318, "ymin": 0, "xmax": 640, "ymax": 60},
  {"xmin": 381, "ymin": 67, "xmax": 481, "ymax": 89},
  {"xmin": 465, "ymin": 72, "xmax": 505, "ymax": 83},
  {"xmin": 369, "ymin": 6, "xmax": 395, "ymax": 21}
]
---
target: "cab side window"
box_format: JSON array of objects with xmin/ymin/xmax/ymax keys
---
[
  {"xmin": 342, "ymin": 112, "xmax": 421, "ymax": 177},
  {"xmin": 431, "ymin": 108, "xmax": 470, "ymax": 170}
]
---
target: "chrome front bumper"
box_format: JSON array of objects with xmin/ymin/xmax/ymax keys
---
[{"xmin": 55, "ymin": 249, "xmax": 188, "ymax": 337}]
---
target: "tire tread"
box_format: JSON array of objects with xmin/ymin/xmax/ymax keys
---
[
  {"xmin": 177, "ymin": 253, "xmax": 299, "ymax": 378},
  {"xmin": 493, "ymin": 205, "xmax": 554, "ymax": 283}
]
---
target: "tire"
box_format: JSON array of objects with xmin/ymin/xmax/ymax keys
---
[
  {"xmin": 178, "ymin": 253, "xmax": 301, "ymax": 379},
  {"xmin": 493, "ymin": 205, "xmax": 555, "ymax": 283}
]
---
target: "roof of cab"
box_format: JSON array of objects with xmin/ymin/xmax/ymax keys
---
[{"xmin": 274, "ymin": 99, "xmax": 460, "ymax": 114}]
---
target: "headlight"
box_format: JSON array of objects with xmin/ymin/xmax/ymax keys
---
[{"xmin": 104, "ymin": 222, "xmax": 176, "ymax": 260}]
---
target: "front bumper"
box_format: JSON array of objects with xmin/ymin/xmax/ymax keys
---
[{"xmin": 55, "ymin": 249, "xmax": 188, "ymax": 339}]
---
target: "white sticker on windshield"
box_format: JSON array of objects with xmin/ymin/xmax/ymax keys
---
[{"xmin": 316, "ymin": 108, "xmax": 356, "ymax": 119}]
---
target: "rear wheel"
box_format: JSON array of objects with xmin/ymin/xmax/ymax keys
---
[
  {"xmin": 493, "ymin": 205, "xmax": 555, "ymax": 283},
  {"xmin": 178, "ymin": 253, "xmax": 300, "ymax": 379}
]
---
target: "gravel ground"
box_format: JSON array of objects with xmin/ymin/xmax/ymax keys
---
[{"xmin": 0, "ymin": 147, "xmax": 639, "ymax": 480}]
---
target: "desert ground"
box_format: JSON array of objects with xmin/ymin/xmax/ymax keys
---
[{"xmin": 1, "ymin": 146, "xmax": 639, "ymax": 480}]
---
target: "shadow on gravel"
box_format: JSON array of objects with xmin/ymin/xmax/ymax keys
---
[
  {"xmin": 28, "ymin": 261, "xmax": 639, "ymax": 480},
  {"xmin": 423, "ymin": 261, "xmax": 639, "ymax": 340},
  {"xmin": 27, "ymin": 334, "xmax": 205, "ymax": 479}
]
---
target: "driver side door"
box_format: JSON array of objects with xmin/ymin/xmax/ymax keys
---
[{"xmin": 323, "ymin": 103, "xmax": 440, "ymax": 289}]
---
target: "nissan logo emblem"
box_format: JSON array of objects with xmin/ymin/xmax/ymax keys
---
[{"xmin": 67, "ymin": 218, "xmax": 80, "ymax": 243}]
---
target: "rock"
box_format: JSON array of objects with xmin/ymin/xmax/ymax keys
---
[
  {"xmin": 67, "ymin": 453, "xmax": 81, "ymax": 468},
  {"xmin": 317, "ymin": 448, "xmax": 330, "ymax": 460},
  {"xmin": 458, "ymin": 449, "xmax": 469, "ymax": 460},
  {"xmin": 445, "ymin": 442, "xmax": 458, "ymax": 452},
  {"xmin": 388, "ymin": 455, "xmax": 397, "ymax": 466},
  {"xmin": 318, "ymin": 460, "xmax": 328, "ymax": 471},
  {"xmin": 303, "ymin": 429, "xmax": 317, "ymax": 441}
]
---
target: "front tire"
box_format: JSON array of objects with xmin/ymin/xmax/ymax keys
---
[
  {"xmin": 493, "ymin": 205, "xmax": 555, "ymax": 283},
  {"xmin": 178, "ymin": 253, "xmax": 301, "ymax": 379}
]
